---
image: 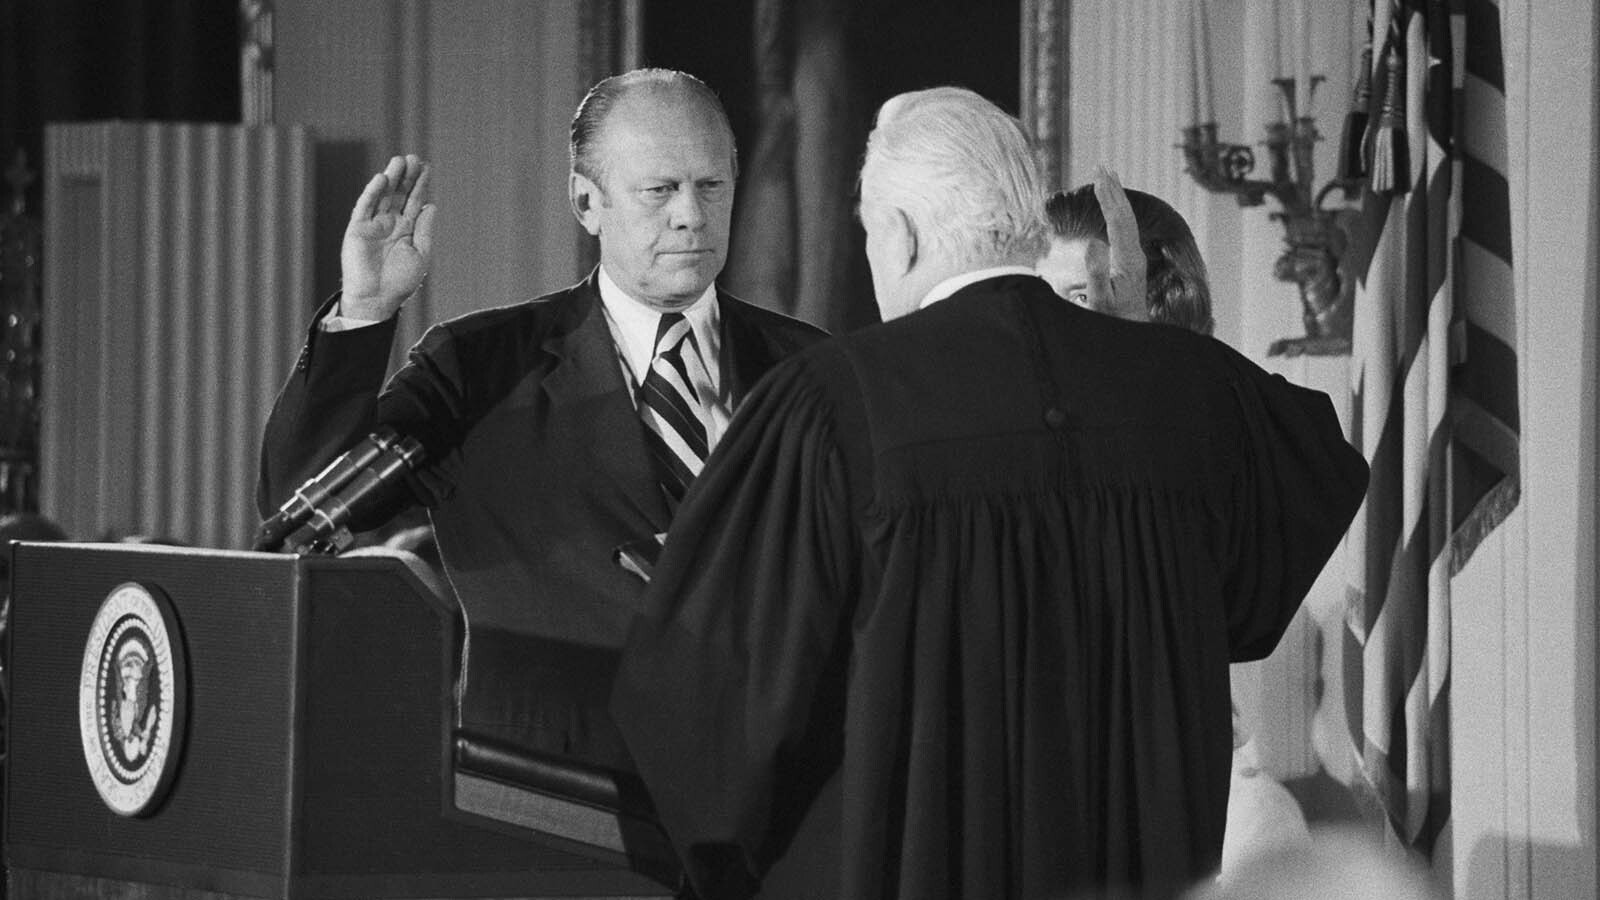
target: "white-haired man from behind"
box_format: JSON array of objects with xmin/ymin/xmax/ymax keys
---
[
  {"xmin": 612, "ymin": 87, "xmax": 1369, "ymax": 900},
  {"xmin": 856, "ymin": 88, "xmax": 1051, "ymax": 321}
]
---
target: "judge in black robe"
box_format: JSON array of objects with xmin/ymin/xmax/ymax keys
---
[{"xmin": 611, "ymin": 88, "xmax": 1369, "ymax": 900}]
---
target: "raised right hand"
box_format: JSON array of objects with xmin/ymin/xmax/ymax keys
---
[
  {"xmin": 339, "ymin": 154, "xmax": 436, "ymax": 321},
  {"xmin": 1093, "ymin": 167, "xmax": 1150, "ymax": 323}
]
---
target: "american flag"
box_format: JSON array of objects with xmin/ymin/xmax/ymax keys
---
[{"xmin": 1342, "ymin": 0, "xmax": 1519, "ymax": 853}]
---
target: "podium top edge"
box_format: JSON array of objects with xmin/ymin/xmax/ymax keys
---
[
  {"xmin": 10, "ymin": 542, "xmax": 459, "ymax": 611},
  {"xmin": 13, "ymin": 541, "xmax": 264, "ymax": 558},
  {"xmin": 13, "ymin": 542, "xmax": 407, "ymax": 568}
]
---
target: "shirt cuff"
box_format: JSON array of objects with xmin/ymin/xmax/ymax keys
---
[{"xmin": 319, "ymin": 298, "xmax": 386, "ymax": 333}]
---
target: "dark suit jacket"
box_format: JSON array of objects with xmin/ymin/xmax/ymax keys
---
[{"xmin": 258, "ymin": 269, "xmax": 826, "ymax": 769}]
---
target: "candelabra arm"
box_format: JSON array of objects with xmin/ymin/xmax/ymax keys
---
[
  {"xmin": 1179, "ymin": 123, "xmax": 1280, "ymax": 207},
  {"xmin": 1179, "ymin": 76, "xmax": 1358, "ymax": 357}
]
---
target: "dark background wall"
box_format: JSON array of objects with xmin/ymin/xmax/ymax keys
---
[
  {"xmin": 640, "ymin": 0, "xmax": 1020, "ymax": 331},
  {"xmin": 0, "ymin": 0, "xmax": 240, "ymax": 210}
]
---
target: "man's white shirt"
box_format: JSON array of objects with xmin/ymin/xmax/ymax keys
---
[{"xmin": 919, "ymin": 265, "xmax": 1044, "ymax": 309}]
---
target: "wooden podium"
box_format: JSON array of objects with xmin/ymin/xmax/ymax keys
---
[{"xmin": 4, "ymin": 542, "xmax": 673, "ymax": 899}]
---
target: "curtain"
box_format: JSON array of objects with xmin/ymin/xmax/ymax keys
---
[
  {"xmin": 722, "ymin": 0, "xmax": 873, "ymax": 335},
  {"xmin": 41, "ymin": 122, "xmax": 313, "ymax": 549}
]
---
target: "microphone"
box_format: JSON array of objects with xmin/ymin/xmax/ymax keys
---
[
  {"xmin": 279, "ymin": 432, "xmax": 427, "ymax": 555},
  {"xmin": 253, "ymin": 427, "xmax": 414, "ymax": 552}
]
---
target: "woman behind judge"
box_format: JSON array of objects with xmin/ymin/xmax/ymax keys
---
[{"xmin": 1038, "ymin": 167, "xmax": 1215, "ymax": 335}]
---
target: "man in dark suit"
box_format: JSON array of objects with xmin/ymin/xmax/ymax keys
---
[
  {"xmin": 258, "ymin": 69, "xmax": 825, "ymax": 773},
  {"xmin": 611, "ymin": 87, "xmax": 1369, "ymax": 899}
]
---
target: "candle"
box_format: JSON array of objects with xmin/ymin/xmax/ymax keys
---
[
  {"xmin": 1272, "ymin": 0, "xmax": 1283, "ymax": 79},
  {"xmin": 1197, "ymin": 0, "xmax": 1215, "ymax": 123},
  {"xmin": 1188, "ymin": 2, "xmax": 1202, "ymax": 126},
  {"xmin": 1294, "ymin": 0, "xmax": 1311, "ymax": 118}
]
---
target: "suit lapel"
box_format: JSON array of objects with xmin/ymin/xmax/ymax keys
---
[{"xmin": 538, "ymin": 273, "xmax": 672, "ymax": 532}]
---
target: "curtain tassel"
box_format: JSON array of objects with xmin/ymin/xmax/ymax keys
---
[
  {"xmin": 1339, "ymin": 45, "xmax": 1373, "ymax": 185},
  {"xmin": 1369, "ymin": 44, "xmax": 1410, "ymax": 195}
]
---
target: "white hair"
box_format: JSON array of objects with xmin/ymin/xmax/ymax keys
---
[{"xmin": 860, "ymin": 87, "xmax": 1048, "ymax": 267}]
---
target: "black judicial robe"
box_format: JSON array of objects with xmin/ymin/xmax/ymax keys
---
[{"xmin": 611, "ymin": 275, "xmax": 1370, "ymax": 900}]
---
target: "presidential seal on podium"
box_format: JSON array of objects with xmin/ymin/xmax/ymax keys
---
[{"xmin": 78, "ymin": 581, "xmax": 188, "ymax": 817}]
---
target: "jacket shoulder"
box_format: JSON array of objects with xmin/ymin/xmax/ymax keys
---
[
  {"xmin": 431, "ymin": 283, "xmax": 589, "ymax": 336},
  {"xmin": 719, "ymin": 291, "xmax": 830, "ymax": 344},
  {"xmin": 408, "ymin": 284, "xmax": 601, "ymax": 365}
]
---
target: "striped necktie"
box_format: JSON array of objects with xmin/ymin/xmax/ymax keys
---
[{"xmin": 637, "ymin": 312, "xmax": 711, "ymax": 507}]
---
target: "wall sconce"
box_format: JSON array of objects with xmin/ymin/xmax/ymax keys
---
[{"xmin": 1180, "ymin": 79, "xmax": 1358, "ymax": 357}]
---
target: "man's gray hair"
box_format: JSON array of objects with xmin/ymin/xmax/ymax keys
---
[{"xmin": 860, "ymin": 87, "xmax": 1048, "ymax": 266}]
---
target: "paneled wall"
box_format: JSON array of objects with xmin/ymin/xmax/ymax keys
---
[{"xmin": 40, "ymin": 122, "xmax": 313, "ymax": 549}]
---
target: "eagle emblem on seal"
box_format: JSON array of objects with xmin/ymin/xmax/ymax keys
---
[{"xmin": 79, "ymin": 582, "xmax": 187, "ymax": 817}]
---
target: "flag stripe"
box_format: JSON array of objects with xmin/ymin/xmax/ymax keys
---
[
  {"xmin": 1462, "ymin": 0, "xmax": 1505, "ymax": 90},
  {"xmin": 1459, "ymin": 77, "xmax": 1507, "ymax": 171},
  {"xmin": 1453, "ymin": 321, "xmax": 1520, "ymax": 431},
  {"xmin": 1457, "ymin": 238, "xmax": 1515, "ymax": 346},
  {"xmin": 1451, "ymin": 394, "xmax": 1520, "ymax": 477},
  {"xmin": 1359, "ymin": 385, "xmax": 1403, "ymax": 630},
  {"xmin": 1346, "ymin": 190, "xmax": 1395, "ymax": 289},
  {"xmin": 1458, "ymin": 155, "xmax": 1512, "ymax": 262}
]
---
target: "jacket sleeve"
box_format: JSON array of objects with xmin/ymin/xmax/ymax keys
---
[{"xmin": 256, "ymin": 295, "xmax": 400, "ymax": 518}]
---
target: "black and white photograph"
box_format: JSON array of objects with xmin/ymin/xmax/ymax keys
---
[{"xmin": 0, "ymin": 1, "xmax": 1594, "ymax": 898}]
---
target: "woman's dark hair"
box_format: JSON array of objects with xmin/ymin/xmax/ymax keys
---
[{"xmin": 1044, "ymin": 185, "xmax": 1215, "ymax": 336}]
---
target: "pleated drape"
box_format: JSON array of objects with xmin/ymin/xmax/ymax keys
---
[{"xmin": 41, "ymin": 121, "xmax": 312, "ymax": 550}]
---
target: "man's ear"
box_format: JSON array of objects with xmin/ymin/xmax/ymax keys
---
[
  {"xmin": 891, "ymin": 207, "xmax": 919, "ymax": 276},
  {"xmin": 570, "ymin": 172, "xmax": 604, "ymax": 236}
]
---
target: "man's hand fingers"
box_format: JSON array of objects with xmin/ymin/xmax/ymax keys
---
[
  {"xmin": 413, "ymin": 204, "xmax": 437, "ymax": 262},
  {"xmin": 350, "ymin": 171, "xmax": 390, "ymax": 225},
  {"xmin": 394, "ymin": 155, "xmax": 423, "ymax": 210},
  {"xmin": 376, "ymin": 155, "xmax": 406, "ymax": 217},
  {"xmin": 402, "ymin": 163, "xmax": 431, "ymax": 222}
]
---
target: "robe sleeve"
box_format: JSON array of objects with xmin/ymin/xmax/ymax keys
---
[
  {"xmin": 611, "ymin": 355, "xmax": 859, "ymax": 900},
  {"xmin": 1221, "ymin": 362, "xmax": 1370, "ymax": 661}
]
